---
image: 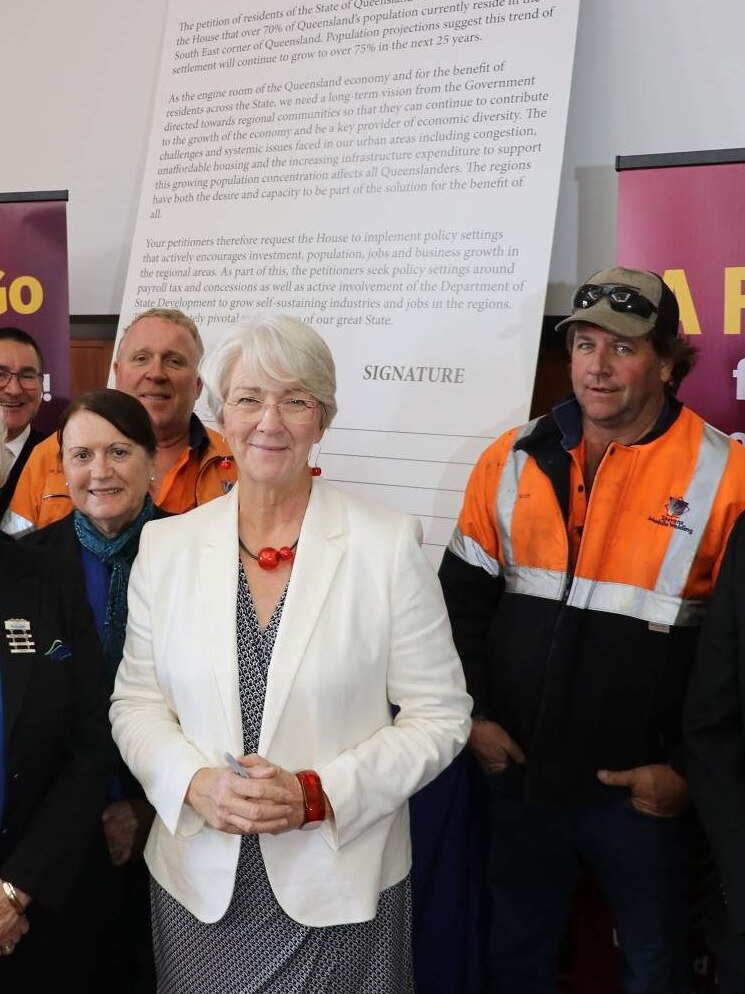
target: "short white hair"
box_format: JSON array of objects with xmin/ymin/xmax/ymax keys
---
[
  {"xmin": 200, "ymin": 313, "xmax": 337, "ymax": 429},
  {"xmin": 0, "ymin": 413, "xmax": 12, "ymax": 487}
]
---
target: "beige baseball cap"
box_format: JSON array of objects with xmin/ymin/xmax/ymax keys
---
[{"xmin": 555, "ymin": 267, "xmax": 680, "ymax": 339}]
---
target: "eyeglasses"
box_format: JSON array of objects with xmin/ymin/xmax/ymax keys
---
[
  {"xmin": 0, "ymin": 368, "xmax": 42, "ymax": 389},
  {"xmin": 573, "ymin": 284, "xmax": 658, "ymax": 319},
  {"xmin": 224, "ymin": 396, "xmax": 322, "ymax": 424}
]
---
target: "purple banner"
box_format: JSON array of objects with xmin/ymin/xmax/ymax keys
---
[
  {"xmin": 614, "ymin": 157, "xmax": 740, "ymax": 993},
  {"xmin": 618, "ymin": 160, "xmax": 745, "ymax": 440},
  {"xmin": 0, "ymin": 194, "xmax": 70, "ymax": 433}
]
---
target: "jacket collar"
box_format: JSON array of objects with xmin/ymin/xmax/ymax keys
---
[
  {"xmin": 514, "ymin": 394, "xmax": 684, "ymax": 525},
  {"xmin": 518, "ymin": 393, "xmax": 683, "ymax": 456},
  {"xmin": 188, "ymin": 413, "xmax": 210, "ymax": 455}
]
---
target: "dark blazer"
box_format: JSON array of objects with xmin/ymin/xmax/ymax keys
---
[
  {"xmin": 17, "ymin": 506, "xmax": 170, "ymax": 993},
  {"xmin": 0, "ymin": 428, "xmax": 43, "ymax": 521},
  {"xmin": 684, "ymin": 512, "xmax": 745, "ymax": 973},
  {"xmin": 0, "ymin": 538, "xmax": 114, "ymax": 987},
  {"xmin": 19, "ymin": 511, "xmax": 87, "ymax": 560},
  {"xmin": 21, "ymin": 505, "xmax": 171, "ymax": 801}
]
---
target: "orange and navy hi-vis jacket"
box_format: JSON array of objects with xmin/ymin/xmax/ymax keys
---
[
  {"xmin": 439, "ymin": 396, "xmax": 745, "ymax": 804},
  {"xmin": 2, "ymin": 414, "xmax": 237, "ymax": 535}
]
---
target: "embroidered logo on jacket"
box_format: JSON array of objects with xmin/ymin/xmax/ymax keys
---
[
  {"xmin": 4, "ymin": 618, "xmax": 35, "ymax": 654},
  {"xmin": 665, "ymin": 497, "xmax": 689, "ymax": 517},
  {"xmin": 45, "ymin": 639, "xmax": 73, "ymax": 661},
  {"xmin": 648, "ymin": 496, "xmax": 693, "ymax": 535}
]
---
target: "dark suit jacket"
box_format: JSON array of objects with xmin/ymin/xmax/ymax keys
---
[
  {"xmin": 685, "ymin": 512, "xmax": 745, "ymax": 972},
  {"xmin": 18, "ymin": 510, "xmax": 164, "ymax": 990},
  {"xmin": 21, "ymin": 507, "xmax": 171, "ymax": 801},
  {"xmin": 0, "ymin": 539, "xmax": 114, "ymax": 913},
  {"xmin": 0, "ymin": 428, "xmax": 43, "ymax": 521}
]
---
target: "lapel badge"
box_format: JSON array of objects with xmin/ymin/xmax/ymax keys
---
[{"xmin": 4, "ymin": 618, "xmax": 36, "ymax": 654}]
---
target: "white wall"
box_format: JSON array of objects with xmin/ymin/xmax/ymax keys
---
[
  {"xmin": 547, "ymin": 0, "xmax": 745, "ymax": 313},
  {"xmin": 2, "ymin": 0, "xmax": 167, "ymax": 313},
  {"xmin": 2, "ymin": 0, "xmax": 743, "ymax": 315}
]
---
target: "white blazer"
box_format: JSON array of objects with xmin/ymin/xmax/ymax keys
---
[{"xmin": 110, "ymin": 481, "xmax": 471, "ymax": 926}]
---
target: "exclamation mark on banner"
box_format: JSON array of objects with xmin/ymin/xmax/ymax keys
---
[{"xmin": 42, "ymin": 373, "xmax": 51, "ymax": 402}]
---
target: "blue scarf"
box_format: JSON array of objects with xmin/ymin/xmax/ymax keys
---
[{"xmin": 74, "ymin": 497, "xmax": 156, "ymax": 673}]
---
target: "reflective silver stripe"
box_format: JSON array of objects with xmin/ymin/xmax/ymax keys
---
[
  {"xmin": 655, "ymin": 422, "xmax": 731, "ymax": 595},
  {"xmin": 501, "ymin": 566, "xmax": 705, "ymax": 625},
  {"xmin": 0, "ymin": 509, "xmax": 35, "ymax": 537},
  {"xmin": 568, "ymin": 576, "xmax": 705, "ymax": 627},
  {"xmin": 448, "ymin": 527, "xmax": 501, "ymax": 576},
  {"xmin": 496, "ymin": 420, "xmax": 539, "ymax": 566},
  {"xmin": 503, "ymin": 565, "xmax": 566, "ymax": 600}
]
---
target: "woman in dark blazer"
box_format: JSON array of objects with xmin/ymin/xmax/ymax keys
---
[
  {"xmin": 0, "ymin": 415, "xmax": 114, "ymax": 990},
  {"xmin": 22, "ymin": 388, "xmax": 169, "ymax": 993}
]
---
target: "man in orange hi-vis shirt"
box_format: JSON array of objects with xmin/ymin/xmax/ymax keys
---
[
  {"xmin": 440, "ymin": 267, "xmax": 745, "ymax": 994},
  {"xmin": 2, "ymin": 308, "xmax": 236, "ymax": 535}
]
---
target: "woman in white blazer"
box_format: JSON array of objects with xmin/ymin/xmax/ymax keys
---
[{"xmin": 110, "ymin": 314, "xmax": 472, "ymax": 994}]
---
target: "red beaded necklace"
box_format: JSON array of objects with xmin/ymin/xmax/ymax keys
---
[{"xmin": 239, "ymin": 536, "xmax": 299, "ymax": 571}]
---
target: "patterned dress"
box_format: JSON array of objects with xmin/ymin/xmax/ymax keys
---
[{"xmin": 152, "ymin": 562, "xmax": 413, "ymax": 994}]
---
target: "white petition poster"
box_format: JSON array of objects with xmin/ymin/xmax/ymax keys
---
[{"xmin": 117, "ymin": 0, "xmax": 580, "ymax": 564}]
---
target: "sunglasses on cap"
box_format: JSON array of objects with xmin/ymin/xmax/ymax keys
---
[{"xmin": 572, "ymin": 283, "xmax": 658, "ymax": 319}]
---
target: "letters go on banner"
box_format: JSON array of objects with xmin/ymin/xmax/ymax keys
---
[
  {"xmin": 617, "ymin": 149, "xmax": 745, "ymax": 441},
  {"xmin": 0, "ymin": 191, "xmax": 71, "ymax": 434}
]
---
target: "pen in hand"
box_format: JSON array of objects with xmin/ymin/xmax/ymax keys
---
[{"xmin": 224, "ymin": 752, "xmax": 252, "ymax": 779}]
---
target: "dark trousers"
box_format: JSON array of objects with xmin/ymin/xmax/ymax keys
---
[
  {"xmin": 484, "ymin": 781, "xmax": 691, "ymax": 994},
  {"xmin": 718, "ymin": 962, "xmax": 745, "ymax": 994},
  {"xmin": 0, "ymin": 898, "xmax": 99, "ymax": 992},
  {"xmin": 410, "ymin": 751, "xmax": 488, "ymax": 994},
  {"xmin": 93, "ymin": 856, "xmax": 156, "ymax": 993}
]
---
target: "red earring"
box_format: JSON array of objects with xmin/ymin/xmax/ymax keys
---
[{"xmin": 310, "ymin": 465, "xmax": 321, "ymax": 477}]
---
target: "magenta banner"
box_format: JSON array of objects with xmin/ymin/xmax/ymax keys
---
[
  {"xmin": 615, "ymin": 152, "xmax": 745, "ymax": 993},
  {"xmin": 617, "ymin": 153, "xmax": 745, "ymax": 440},
  {"xmin": 0, "ymin": 192, "xmax": 70, "ymax": 434}
]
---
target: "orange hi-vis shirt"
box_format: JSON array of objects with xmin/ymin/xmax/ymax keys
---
[
  {"xmin": 450, "ymin": 402, "xmax": 745, "ymax": 626},
  {"xmin": 2, "ymin": 415, "xmax": 236, "ymax": 535}
]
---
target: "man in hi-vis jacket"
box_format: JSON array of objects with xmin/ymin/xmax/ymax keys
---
[
  {"xmin": 440, "ymin": 267, "xmax": 745, "ymax": 994},
  {"xmin": 2, "ymin": 308, "xmax": 236, "ymax": 535}
]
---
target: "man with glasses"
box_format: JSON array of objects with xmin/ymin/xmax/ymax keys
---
[
  {"xmin": 0, "ymin": 327, "xmax": 44, "ymax": 519},
  {"xmin": 440, "ymin": 267, "xmax": 745, "ymax": 993},
  {"xmin": 2, "ymin": 308, "xmax": 236, "ymax": 534}
]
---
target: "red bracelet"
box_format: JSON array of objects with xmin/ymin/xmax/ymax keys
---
[{"xmin": 296, "ymin": 770, "xmax": 325, "ymax": 830}]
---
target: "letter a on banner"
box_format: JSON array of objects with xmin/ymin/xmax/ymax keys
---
[
  {"xmin": 0, "ymin": 191, "xmax": 71, "ymax": 433},
  {"xmin": 617, "ymin": 148, "xmax": 745, "ymax": 438}
]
